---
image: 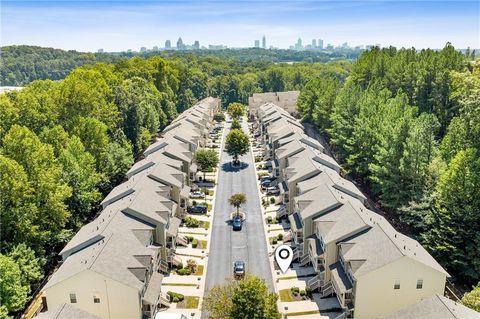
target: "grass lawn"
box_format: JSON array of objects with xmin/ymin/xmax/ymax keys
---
[
  {"xmin": 194, "ymin": 265, "xmax": 204, "ymax": 276},
  {"xmin": 279, "ymin": 289, "xmax": 309, "ymax": 302},
  {"xmin": 177, "ymin": 296, "xmax": 200, "ymax": 309},
  {"xmin": 199, "ymin": 240, "xmax": 208, "ymax": 249},
  {"xmin": 208, "ymin": 189, "xmax": 214, "ymax": 196},
  {"xmin": 278, "ymin": 274, "xmax": 315, "ymax": 280},
  {"xmin": 202, "ymin": 221, "xmax": 210, "ymax": 230},
  {"xmin": 279, "ymin": 289, "xmax": 293, "ymax": 302},
  {"xmin": 162, "ymin": 283, "xmax": 198, "ymax": 287},
  {"xmin": 287, "ymin": 311, "xmax": 321, "ymax": 316},
  {"xmin": 207, "ymin": 203, "xmax": 213, "ymax": 212}
]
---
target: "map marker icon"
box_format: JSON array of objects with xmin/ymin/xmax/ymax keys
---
[{"xmin": 275, "ymin": 245, "xmax": 293, "ymax": 273}]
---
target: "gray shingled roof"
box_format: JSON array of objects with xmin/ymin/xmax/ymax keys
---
[
  {"xmin": 34, "ymin": 303, "xmax": 101, "ymax": 319},
  {"xmin": 382, "ymin": 294, "xmax": 480, "ymax": 319}
]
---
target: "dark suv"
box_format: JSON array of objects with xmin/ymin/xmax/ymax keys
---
[{"xmin": 187, "ymin": 204, "xmax": 207, "ymax": 214}]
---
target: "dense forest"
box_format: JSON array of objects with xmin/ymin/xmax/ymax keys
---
[
  {"xmin": 0, "ymin": 49, "xmax": 348, "ymax": 318},
  {"xmin": 0, "ymin": 45, "xmax": 359, "ymax": 86},
  {"xmin": 298, "ymin": 44, "xmax": 479, "ymax": 292}
]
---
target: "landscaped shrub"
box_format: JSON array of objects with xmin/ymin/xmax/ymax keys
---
[
  {"xmin": 270, "ymin": 197, "xmax": 275, "ymax": 204},
  {"xmin": 272, "ymin": 238, "xmax": 277, "ymax": 245},
  {"xmin": 185, "ymin": 216, "xmax": 200, "ymax": 228},
  {"xmin": 300, "ymin": 290, "xmax": 306, "ymax": 296},
  {"xmin": 177, "ymin": 262, "xmax": 183, "ymax": 269},
  {"xmin": 177, "ymin": 268, "xmax": 192, "ymax": 276},
  {"xmin": 277, "ymin": 233, "xmax": 283, "ymax": 241},
  {"xmin": 167, "ymin": 291, "xmax": 185, "ymax": 303},
  {"xmin": 186, "ymin": 259, "xmax": 197, "ymax": 272},
  {"xmin": 192, "ymin": 239, "xmax": 198, "ymax": 248},
  {"xmin": 192, "ymin": 200, "xmax": 197, "ymax": 206},
  {"xmin": 255, "ymin": 155, "xmax": 263, "ymax": 162},
  {"xmin": 266, "ymin": 216, "xmax": 273, "ymax": 223},
  {"xmin": 187, "ymin": 236, "xmax": 194, "ymax": 243},
  {"xmin": 291, "ymin": 287, "xmax": 300, "ymax": 295},
  {"xmin": 258, "ymin": 172, "xmax": 269, "ymax": 179}
]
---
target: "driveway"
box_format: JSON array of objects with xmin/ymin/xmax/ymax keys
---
[{"xmin": 204, "ymin": 119, "xmax": 274, "ymax": 292}]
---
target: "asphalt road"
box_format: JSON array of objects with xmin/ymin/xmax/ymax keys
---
[{"xmin": 204, "ymin": 120, "xmax": 274, "ymax": 292}]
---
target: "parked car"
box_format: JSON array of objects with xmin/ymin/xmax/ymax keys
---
[
  {"xmin": 187, "ymin": 204, "xmax": 207, "ymax": 214},
  {"xmin": 233, "ymin": 261, "xmax": 245, "ymax": 279},
  {"xmin": 266, "ymin": 186, "xmax": 280, "ymax": 196},
  {"xmin": 189, "ymin": 191, "xmax": 206, "ymax": 199},
  {"xmin": 232, "ymin": 216, "xmax": 242, "ymax": 231},
  {"xmin": 261, "ymin": 180, "xmax": 273, "ymax": 190},
  {"xmin": 259, "ymin": 175, "xmax": 272, "ymax": 181}
]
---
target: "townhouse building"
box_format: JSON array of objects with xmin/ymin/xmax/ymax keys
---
[
  {"xmin": 38, "ymin": 98, "xmax": 220, "ymax": 319},
  {"xmin": 253, "ymin": 102, "xmax": 452, "ymax": 319}
]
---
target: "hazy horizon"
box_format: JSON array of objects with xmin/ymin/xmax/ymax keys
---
[{"xmin": 2, "ymin": 0, "xmax": 479, "ymax": 52}]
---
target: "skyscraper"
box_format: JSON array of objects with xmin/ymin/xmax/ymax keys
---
[
  {"xmin": 177, "ymin": 37, "xmax": 184, "ymax": 50},
  {"xmin": 295, "ymin": 38, "xmax": 302, "ymax": 50},
  {"xmin": 193, "ymin": 40, "xmax": 200, "ymax": 49},
  {"xmin": 254, "ymin": 40, "xmax": 260, "ymax": 48},
  {"xmin": 262, "ymin": 35, "xmax": 266, "ymax": 49},
  {"xmin": 318, "ymin": 39, "xmax": 324, "ymax": 49},
  {"xmin": 312, "ymin": 39, "xmax": 317, "ymax": 47},
  {"xmin": 165, "ymin": 40, "xmax": 171, "ymax": 49}
]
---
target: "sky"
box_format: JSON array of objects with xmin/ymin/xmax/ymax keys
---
[{"xmin": 1, "ymin": 0, "xmax": 479, "ymax": 52}]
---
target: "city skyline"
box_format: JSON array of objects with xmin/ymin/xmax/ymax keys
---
[{"xmin": 2, "ymin": 1, "xmax": 479, "ymax": 52}]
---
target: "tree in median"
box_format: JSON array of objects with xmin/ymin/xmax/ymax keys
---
[
  {"xmin": 229, "ymin": 193, "xmax": 247, "ymax": 217},
  {"xmin": 203, "ymin": 274, "xmax": 280, "ymax": 319},
  {"xmin": 231, "ymin": 118, "xmax": 242, "ymax": 130},
  {"xmin": 214, "ymin": 112, "xmax": 225, "ymax": 122},
  {"xmin": 194, "ymin": 148, "xmax": 219, "ymax": 181},
  {"xmin": 225, "ymin": 129, "xmax": 250, "ymax": 164},
  {"xmin": 227, "ymin": 102, "xmax": 245, "ymax": 120}
]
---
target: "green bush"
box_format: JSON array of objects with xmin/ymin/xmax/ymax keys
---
[
  {"xmin": 192, "ymin": 239, "xmax": 198, "ymax": 248},
  {"xmin": 270, "ymin": 197, "xmax": 275, "ymax": 204},
  {"xmin": 291, "ymin": 287, "xmax": 300, "ymax": 295},
  {"xmin": 300, "ymin": 290, "xmax": 306, "ymax": 296},
  {"xmin": 272, "ymin": 238, "xmax": 277, "ymax": 245},
  {"xmin": 177, "ymin": 262, "xmax": 183, "ymax": 269},
  {"xmin": 258, "ymin": 172, "xmax": 269, "ymax": 179},
  {"xmin": 305, "ymin": 287, "xmax": 312, "ymax": 297},
  {"xmin": 167, "ymin": 291, "xmax": 185, "ymax": 302},
  {"xmin": 277, "ymin": 233, "xmax": 283, "ymax": 241},
  {"xmin": 187, "ymin": 236, "xmax": 194, "ymax": 243},
  {"xmin": 177, "ymin": 268, "xmax": 192, "ymax": 276},
  {"xmin": 266, "ymin": 216, "xmax": 273, "ymax": 223},
  {"xmin": 192, "ymin": 200, "xmax": 197, "ymax": 206},
  {"xmin": 185, "ymin": 216, "xmax": 200, "ymax": 228}
]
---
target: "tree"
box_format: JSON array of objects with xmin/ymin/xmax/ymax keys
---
[
  {"xmin": 203, "ymin": 280, "xmax": 235, "ymax": 319},
  {"xmin": 0, "ymin": 254, "xmax": 29, "ymax": 313},
  {"xmin": 229, "ymin": 193, "xmax": 247, "ymax": 217},
  {"xmin": 8, "ymin": 244, "xmax": 43, "ymax": 289},
  {"xmin": 59, "ymin": 136, "xmax": 102, "ymax": 222},
  {"xmin": 462, "ymin": 283, "xmax": 480, "ymax": 312},
  {"xmin": 194, "ymin": 149, "xmax": 219, "ymax": 181},
  {"xmin": 2, "ymin": 125, "xmax": 72, "ymax": 252},
  {"xmin": 214, "ymin": 113, "xmax": 225, "ymax": 122},
  {"xmin": 423, "ymin": 148, "xmax": 480, "ymax": 282},
  {"xmin": 203, "ymin": 275, "xmax": 280, "ymax": 319},
  {"xmin": 0, "ymin": 155, "xmax": 37, "ymax": 248},
  {"xmin": 225, "ymin": 129, "xmax": 250, "ymax": 164},
  {"xmin": 231, "ymin": 275, "xmax": 280, "ymax": 319},
  {"xmin": 231, "ymin": 118, "xmax": 242, "ymax": 130},
  {"xmin": 227, "ymin": 102, "xmax": 245, "ymax": 119}
]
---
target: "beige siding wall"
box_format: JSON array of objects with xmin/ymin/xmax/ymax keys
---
[
  {"xmin": 354, "ymin": 257, "xmax": 446, "ymax": 319},
  {"xmin": 44, "ymin": 270, "xmax": 141, "ymax": 319}
]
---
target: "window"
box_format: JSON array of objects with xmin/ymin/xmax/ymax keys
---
[
  {"xmin": 93, "ymin": 293, "xmax": 100, "ymax": 304},
  {"xmin": 394, "ymin": 280, "xmax": 401, "ymax": 290},
  {"xmin": 69, "ymin": 293, "xmax": 77, "ymax": 303},
  {"xmin": 416, "ymin": 279, "xmax": 423, "ymax": 289}
]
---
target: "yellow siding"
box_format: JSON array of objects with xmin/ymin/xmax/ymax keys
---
[
  {"xmin": 354, "ymin": 256, "xmax": 446, "ymax": 319},
  {"xmin": 44, "ymin": 270, "xmax": 141, "ymax": 319}
]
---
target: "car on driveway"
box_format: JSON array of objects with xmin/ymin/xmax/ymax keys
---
[
  {"xmin": 261, "ymin": 180, "xmax": 273, "ymax": 189},
  {"xmin": 187, "ymin": 204, "xmax": 207, "ymax": 214},
  {"xmin": 233, "ymin": 261, "xmax": 245, "ymax": 279},
  {"xmin": 232, "ymin": 216, "xmax": 242, "ymax": 231},
  {"xmin": 189, "ymin": 191, "xmax": 205, "ymax": 199},
  {"xmin": 266, "ymin": 186, "xmax": 280, "ymax": 196}
]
